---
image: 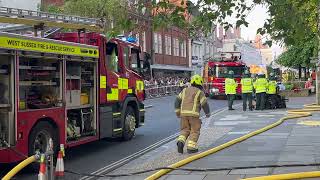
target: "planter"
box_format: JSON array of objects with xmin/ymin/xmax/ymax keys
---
[{"xmin": 279, "ymin": 89, "xmax": 309, "ymax": 97}]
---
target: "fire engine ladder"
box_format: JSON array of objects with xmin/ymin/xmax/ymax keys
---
[{"xmin": 0, "ymin": 6, "xmax": 104, "ymax": 36}]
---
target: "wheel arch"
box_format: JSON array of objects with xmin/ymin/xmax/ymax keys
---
[
  {"xmin": 122, "ymin": 96, "xmax": 140, "ymax": 127},
  {"xmin": 28, "ymin": 117, "xmax": 60, "ymax": 154}
]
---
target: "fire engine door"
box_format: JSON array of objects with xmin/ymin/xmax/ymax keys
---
[
  {"xmin": 105, "ymin": 42, "xmax": 121, "ymax": 102},
  {"xmin": 118, "ymin": 45, "xmax": 130, "ymax": 100}
]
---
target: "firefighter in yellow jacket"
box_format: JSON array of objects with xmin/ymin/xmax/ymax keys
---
[
  {"xmin": 267, "ymin": 73, "xmax": 277, "ymax": 109},
  {"xmin": 225, "ymin": 71, "xmax": 237, "ymax": 110},
  {"xmin": 175, "ymin": 74, "xmax": 210, "ymax": 154},
  {"xmin": 254, "ymin": 74, "xmax": 268, "ymax": 110}
]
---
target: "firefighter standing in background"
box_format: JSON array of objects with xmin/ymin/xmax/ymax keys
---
[
  {"xmin": 175, "ymin": 74, "xmax": 210, "ymax": 154},
  {"xmin": 241, "ymin": 70, "xmax": 253, "ymax": 111},
  {"xmin": 254, "ymin": 74, "xmax": 268, "ymax": 110},
  {"xmin": 267, "ymin": 73, "xmax": 277, "ymax": 109},
  {"xmin": 225, "ymin": 71, "xmax": 237, "ymax": 110}
]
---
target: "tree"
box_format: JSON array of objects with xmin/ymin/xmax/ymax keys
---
[{"xmin": 276, "ymin": 39, "xmax": 317, "ymax": 68}]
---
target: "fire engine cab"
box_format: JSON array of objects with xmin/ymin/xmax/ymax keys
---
[
  {"xmin": 203, "ymin": 52, "xmax": 247, "ymax": 98},
  {"xmin": 0, "ymin": 7, "xmax": 148, "ymax": 163}
]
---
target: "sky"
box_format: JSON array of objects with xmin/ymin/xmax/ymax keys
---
[{"xmin": 240, "ymin": 4, "xmax": 283, "ymax": 58}]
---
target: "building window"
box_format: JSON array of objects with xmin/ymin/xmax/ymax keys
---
[
  {"xmin": 173, "ymin": 38, "xmax": 179, "ymax": 56},
  {"xmin": 184, "ymin": 40, "xmax": 187, "ymax": 57},
  {"xmin": 143, "ymin": 32, "xmax": 146, "ymax": 52},
  {"xmin": 180, "ymin": 40, "xmax": 186, "ymax": 57},
  {"xmin": 154, "ymin": 33, "xmax": 162, "ymax": 54},
  {"xmin": 165, "ymin": 35, "xmax": 172, "ymax": 55}
]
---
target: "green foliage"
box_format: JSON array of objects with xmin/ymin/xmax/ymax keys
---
[
  {"xmin": 276, "ymin": 38, "xmax": 318, "ymax": 68},
  {"xmin": 284, "ymin": 83, "xmax": 294, "ymax": 90},
  {"xmin": 62, "ymin": 0, "xmax": 130, "ymax": 36}
]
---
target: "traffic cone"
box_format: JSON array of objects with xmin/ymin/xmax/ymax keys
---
[
  {"xmin": 38, "ymin": 154, "xmax": 47, "ymax": 180},
  {"xmin": 55, "ymin": 150, "xmax": 64, "ymax": 178}
]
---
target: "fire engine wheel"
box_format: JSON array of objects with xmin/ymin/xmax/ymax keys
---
[
  {"xmin": 122, "ymin": 106, "xmax": 136, "ymax": 141},
  {"xmin": 28, "ymin": 121, "xmax": 58, "ymax": 171}
]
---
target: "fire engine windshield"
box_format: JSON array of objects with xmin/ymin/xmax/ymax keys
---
[{"xmin": 216, "ymin": 66, "xmax": 246, "ymax": 78}]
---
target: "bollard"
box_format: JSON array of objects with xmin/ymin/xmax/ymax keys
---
[{"xmin": 48, "ymin": 138, "xmax": 54, "ymax": 180}]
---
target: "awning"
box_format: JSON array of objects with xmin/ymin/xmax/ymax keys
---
[{"xmin": 151, "ymin": 64, "xmax": 194, "ymax": 72}]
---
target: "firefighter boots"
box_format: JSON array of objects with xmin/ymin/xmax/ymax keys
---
[{"xmin": 177, "ymin": 135, "xmax": 186, "ymax": 154}]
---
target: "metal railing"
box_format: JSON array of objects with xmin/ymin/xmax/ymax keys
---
[{"xmin": 145, "ymin": 85, "xmax": 188, "ymax": 99}]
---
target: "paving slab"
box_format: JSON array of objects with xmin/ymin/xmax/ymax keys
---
[
  {"xmin": 163, "ymin": 174, "xmax": 206, "ymax": 180},
  {"xmin": 99, "ymin": 96, "xmax": 320, "ymax": 180},
  {"xmin": 202, "ymin": 174, "xmax": 244, "ymax": 180},
  {"xmin": 229, "ymin": 168, "xmax": 271, "ymax": 175},
  {"xmin": 271, "ymin": 166, "xmax": 320, "ymax": 174}
]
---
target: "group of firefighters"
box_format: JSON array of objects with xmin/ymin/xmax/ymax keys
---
[
  {"xmin": 174, "ymin": 71, "xmax": 279, "ymax": 154},
  {"xmin": 226, "ymin": 70, "xmax": 278, "ymax": 111}
]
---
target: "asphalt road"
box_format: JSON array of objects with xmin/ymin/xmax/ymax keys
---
[{"xmin": 2, "ymin": 96, "xmax": 239, "ymax": 179}]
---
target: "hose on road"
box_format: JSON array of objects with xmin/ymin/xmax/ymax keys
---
[
  {"xmin": 2, "ymin": 155, "xmax": 37, "ymax": 180},
  {"xmin": 146, "ymin": 104, "xmax": 320, "ymax": 180},
  {"xmin": 63, "ymin": 162, "xmax": 320, "ymax": 178}
]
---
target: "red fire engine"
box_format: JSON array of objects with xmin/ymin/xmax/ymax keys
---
[
  {"xmin": 203, "ymin": 52, "xmax": 247, "ymax": 98},
  {"xmin": 0, "ymin": 7, "xmax": 148, "ymax": 163}
]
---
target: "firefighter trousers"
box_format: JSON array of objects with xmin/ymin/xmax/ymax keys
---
[
  {"xmin": 227, "ymin": 94, "xmax": 235, "ymax": 110},
  {"xmin": 256, "ymin": 92, "xmax": 266, "ymax": 110},
  {"xmin": 242, "ymin": 93, "xmax": 253, "ymax": 111},
  {"xmin": 180, "ymin": 116, "xmax": 201, "ymax": 143},
  {"xmin": 267, "ymin": 94, "xmax": 277, "ymax": 109}
]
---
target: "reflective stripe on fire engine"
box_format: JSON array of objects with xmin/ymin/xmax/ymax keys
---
[
  {"xmin": 136, "ymin": 80, "xmax": 144, "ymax": 91},
  {"xmin": 0, "ymin": 35, "xmax": 99, "ymax": 58},
  {"xmin": 100, "ymin": 76, "xmax": 106, "ymax": 88},
  {"xmin": 113, "ymin": 112, "xmax": 121, "ymax": 116},
  {"xmin": 113, "ymin": 128, "xmax": 122, "ymax": 132},
  {"xmin": 107, "ymin": 88, "xmax": 119, "ymax": 101},
  {"xmin": 118, "ymin": 78, "xmax": 129, "ymax": 90}
]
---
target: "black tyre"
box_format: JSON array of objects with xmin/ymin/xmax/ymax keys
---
[
  {"xmin": 28, "ymin": 121, "xmax": 59, "ymax": 171},
  {"xmin": 122, "ymin": 107, "xmax": 136, "ymax": 141}
]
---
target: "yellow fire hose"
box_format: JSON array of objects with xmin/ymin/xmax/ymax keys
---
[
  {"xmin": 2, "ymin": 155, "xmax": 37, "ymax": 180},
  {"xmin": 146, "ymin": 104, "xmax": 320, "ymax": 180}
]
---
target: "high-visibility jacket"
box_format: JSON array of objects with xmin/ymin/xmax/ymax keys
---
[
  {"xmin": 254, "ymin": 78, "xmax": 268, "ymax": 93},
  {"xmin": 175, "ymin": 86, "xmax": 210, "ymax": 117},
  {"xmin": 225, "ymin": 78, "xmax": 237, "ymax": 95},
  {"xmin": 241, "ymin": 78, "xmax": 253, "ymax": 93},
  {"xmin": 267, "ymin": 80, "xmax": 277, "ymax": 94}
]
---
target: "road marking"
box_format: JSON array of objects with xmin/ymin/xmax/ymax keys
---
[
  {"xmin": 80, "ymin": 132, "xmax": 179, "ymax": 180},
  {"xmin": 228, "ymin": 131, "xmax": 251, "ymax": 135},
  {"xmin": 145, "ymin": 105, "xmax": 153, "ymax": 109},
  {"xmin": 80, "ymin": 103, "xmax": 240, "ymax": 180}
]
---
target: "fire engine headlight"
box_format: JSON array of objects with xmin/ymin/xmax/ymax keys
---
[{"xmin": 210, "ymin": 88, "xmax": 219, "ymax": 93}]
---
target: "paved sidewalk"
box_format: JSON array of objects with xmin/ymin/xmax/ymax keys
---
[{"xmin": 100, "ymin": 96, "xmax": 320, "ymax": 180}]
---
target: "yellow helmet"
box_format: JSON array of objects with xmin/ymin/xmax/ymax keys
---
[{"xmin": 190, "ymin": 74, "xmax": 203, "ymax": 86}]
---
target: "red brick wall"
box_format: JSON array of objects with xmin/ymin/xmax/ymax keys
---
[{"xmin": 150, "ymin": 27, "xmax": 189, "ymax": 67}]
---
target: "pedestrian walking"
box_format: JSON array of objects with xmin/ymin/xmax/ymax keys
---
[
  {"xmin": 267, "ymin": 73, "xmax": 277, "ymax": 109},
  {"xmin": 175, "ymin": 74, "xmax": 210, "ymax": 154},
  {"xmin": 254, "ymin": 74, "xmax": 268, "ymax": 110},
  {"xmin": 240, "ymin": 70, "xmax": 253, "ymax": 111},
  {"xmin": 225, "ymin": 71, "xmax": 237, "ymax": 110}
]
